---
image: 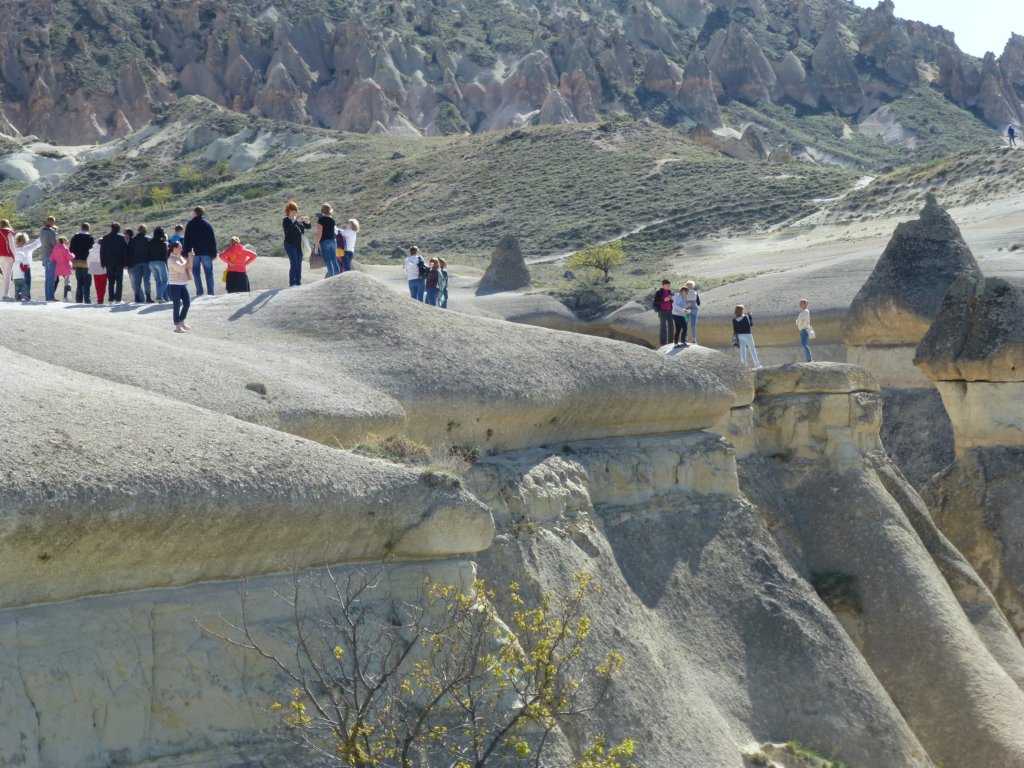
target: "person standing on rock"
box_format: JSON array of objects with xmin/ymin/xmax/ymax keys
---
[
  {"xmin": 219, "ymin": 236, "xmax": 257, "ymax": 293},
  {"xmin": 732, "ymin": 305, "xmax": 760, "ymax": 368},
  {"xmin": 148, "ymin": 227, "xmax": 169, "ymax": 303},
  {"xmin": 671, "ymin": 286, "xmax": 690, "ymax": 346},
  {"xmin": 166, "ymin": 241, "xmax": 194, "ymax": 332},
  {"xmin": 1009, "ymin": 125, "xmax": 1017, "ymax": 147},
  {"xmin": 282, "ymin": 201, "xmax": 311, "ymax": 287},
  {"xmin": 68, "ymin": 222, "xmax": 95, "ymax": 304},
  {"xmin": 425, "ymin": 258, "xmax": 443, "ymax": 305},
  {"xmin": 338, "ymin": 218, "xmax": 359, "ymax": 273},
  {"xmin": 12, "ymin": 232, "xmax": 39, "ymax": 302},
  {"xmin": 653, "ymin": 279, "xmax": 674, "ymax": 346},
  {"xmin": 50, "ymin": 236, "xmax": 74, "ymax": 301},
  {"xmin": 183, "ymin": 206, "xmax": 217, "ymax": 296},
  {"xmin": 315, "ymin": 203, "xmax": 341, "ymax": 277},
  {"xmin": 0, "ymin": 218, "xmax": 16, "ymax": 301},
  {"xmin": 404, "ymin": 246, "xmax": 427, "ymax": 301},
  {"xmin": 437, "ymin": 257, "xmax": 449, "ymax": 308},
  {"xmin": 39, "ymin": 216, "xmax": 58, "ymax": 302},
  {"xmin": 87, "ymin": 241, "xmax": 106, "ymax": 304},
  {"xmin": 796, "ymin": 299, "xmax": 814, "ymax": 362},
  {"xmin": 100, "ymin": 222, "xmax": 128, "ymax": 303},
  {"xmin": 684, "ymin": 280, "xmax": 700, "ymax": 344},
  {"xmin": 127, "ymin": 225, "xmax": 153, "ymax": 303}
]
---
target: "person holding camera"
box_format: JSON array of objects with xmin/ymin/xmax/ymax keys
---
[
  {"xmin": 732, "ymin": 305, "xmax": 760, "ymax": 368},
  {"xmin": 282, "ymin": 201, "xmax": 311, "ymax": 287},
  {"xmin": 404, "ymin": 245, "xmax": 428, "ymax": 301}
]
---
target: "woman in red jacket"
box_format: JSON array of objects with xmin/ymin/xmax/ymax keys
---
[{"xmin": 218, "ymin": 236, "xmax": 257, "ymax": 293}]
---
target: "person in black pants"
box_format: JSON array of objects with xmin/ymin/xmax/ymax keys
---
[
  {"xmin": 68, "ymin": 222, "xmax": 94, "ymax": 303},
  {"xmin": 653, "ymin": 279, "xmax": 674, "ymax": 346},
  {"xmin": 99, "ymin": 223, "xmax": 128, "ymax": 303}
]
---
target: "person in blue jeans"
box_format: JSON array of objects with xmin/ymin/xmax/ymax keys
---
[
  {"xmin": 316, "ymin": 203, "xmax": 341, "ymax": 277},
  {"xmin": 282, "ymin": 201, "xmax": 311, "ymax": 286},
  {"xmin": 403, "ymin": 245, "xmax": 427, "ymax": 301},
  {"xmin": 183, "ymin": 206, "xmax": 217, "ymax": 296},
  {"xmin": 684, "ymin": 280, "xmax": 700, "ymax": 344},
  {"xmin": 796, "ymin": 299, "xmax": 813, "ymax": 362},
  {"xmin": 39, "ymin": 216, "xmax": 58, "ymax": 302}
]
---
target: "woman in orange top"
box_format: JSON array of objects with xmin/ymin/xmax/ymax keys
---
[{"xmin": 218, "ymin": 236, "xmax": 257, "ymax": 293}]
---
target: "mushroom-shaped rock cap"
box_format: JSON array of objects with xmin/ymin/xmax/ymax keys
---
[
  {"xmin": 755, "ymin": 362, "xmax": 880, "ymax": 397},
  {"xmin": 476, "ymin": 233, "xmax": 532, "ymax": 295},
  {"xmin": 915, "ymin": 275, "xmax": 1024, "ymax": 382},
  {"xmin": 843, "ymin": 194, "xmax": 982, "ymax": 346}
]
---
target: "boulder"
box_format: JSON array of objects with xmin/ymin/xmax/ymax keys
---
[
  {"xmin": 677, "ymin": 50, "xmax": 723, "ymax": 128},
  {"xmin": 774, "ymin": 51, "xmax": 819, "ymax": 109},
  {"xmin": 476, "ymin": 233, "xmax": 533, "ymax": 295}
]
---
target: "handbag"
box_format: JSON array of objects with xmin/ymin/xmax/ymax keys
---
[
  {"xmin": 300, "ymin": 234, "xmax": 312, "ymax": 259},
  {"xmin": 309, "ymin": 242, "xmax": 325, "ymax": 270},
  {"xmin": 807, "ymin": 327, "xmax": 816, "ymax": 340}
]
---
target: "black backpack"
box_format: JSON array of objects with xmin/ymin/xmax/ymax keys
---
[{"xmin": 417, "ymin": 256, "xmax": 429, "ymax": 279}]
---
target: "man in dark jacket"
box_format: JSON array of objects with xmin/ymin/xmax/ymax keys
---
[
  {"xmin": 127, "ymin": 225, "xmax": 152, "ymax": 303},
  {"xmin": 183, "ymin": 206, "xmax": 217, "ymax": 296},
  {"xmin": 68, "ymin": 222, "xmax": 94, "ymax": 304},
  {"xmin": 99, "ymin": 223, "xmax": 128, "ymax": 303}
]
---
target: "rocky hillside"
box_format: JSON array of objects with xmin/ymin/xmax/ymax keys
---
[{"xmin": 0, "ymin": 0, "xmax": 1019, "ymax": 151}]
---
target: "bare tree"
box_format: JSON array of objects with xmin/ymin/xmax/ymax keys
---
[{"xmin": 209, "ymin": 567, "xmax": 636, "ymax": 768}]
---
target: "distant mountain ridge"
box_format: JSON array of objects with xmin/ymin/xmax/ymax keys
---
[{"xmin": 0, "ymin": 0, "xmax": 1022, "ymax": 146}]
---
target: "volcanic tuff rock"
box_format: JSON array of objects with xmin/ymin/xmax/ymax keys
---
[
  {"xmin": 843, "ymin": 193, "xmax": 982, "ymax": 348},
  {"xmin": 0, "ymin": 0, "xmax": 1019, "ymax": 143},
  {"xmin": 476, "ymin": 234, "xmax": 534, "ymax": 295}
]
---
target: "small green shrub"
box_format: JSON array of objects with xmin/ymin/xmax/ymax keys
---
[{"xmin": 244, "ymin": 382, "xmax": 268, "ymax": 396}]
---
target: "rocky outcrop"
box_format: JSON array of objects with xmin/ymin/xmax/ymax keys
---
[
  {"xmin": 938, "ymin": 47, "xmax": 1024, "ymax": 129},
  {"xmin": 774, "ymin": 51, "xmax": 818, "ymax": 109},
  {"xmin": 858, "ymin": 0, "xmax": 918, "ymax": 85},
  {"xmin": 843, "ymin": 193, "xmax": 981, "ymax": 352},
  {"xmin": 917, "ymin": 276, "xmax": 1024, "ymax": 641},
  {"xmin": 842, "ymin": 194, "xmax": 979, "ymax": 483},
  {"xmin": 707, "ymin": 21, "xmax": 778, "ymax": 105},
  {"xmin": 811, "ymin": 18, "xmax": 864, "ymax": 115},
  {"xmin": 476, "ymin": 233, "xmax": 534, "ymax": 295},
  {"xmin": 677, "ymin": 50, "xmax": 724, "ymax": 127}
]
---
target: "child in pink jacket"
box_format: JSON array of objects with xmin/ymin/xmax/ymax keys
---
[{"xmin": 50, "ymin": 236, "xmax": 74, "ymax": 302}]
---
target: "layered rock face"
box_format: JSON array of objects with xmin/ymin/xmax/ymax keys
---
[
  {"xmin": 2, "ymin": 276, "xmax": 1023, "ymax": 766},
  {"xmin": 841, "ymin": 194, "xmax": 980, "ymax": 486},
  {"xmin": 917, "ymin": 275, "xmax": 1024, "ymax": 641}
]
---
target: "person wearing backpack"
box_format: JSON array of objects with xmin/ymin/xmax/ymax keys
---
[
  {"xmin": 652, "ymin": 279, "xmax": 674, "ymax": 346},
  {"xmin": 404, "ymin": 245, "xmax": 428, "ymax": 301}
]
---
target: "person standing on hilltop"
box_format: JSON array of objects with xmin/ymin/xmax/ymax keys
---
[
  {"xmin": 404, "ymin": 246, "xmax": 427, "ymax": 301},
  {"xmin": 338, "ymin": 218, "xmax": 359, "ymax": 273},
  {"xmin": 87, "ymin": 241, "xmax": 106, "ymax": 304},
  {"xmin": 1009, "ymin": 125, "xmax": 1017, "ymax": 147},
  {"xmin": 0, "ymin": 218, "xmax": 16, "ymax": 301},
  {"xmin": 127, "ymin": 225, "xmax": 152, "ymax": 303},
  {"xmin": 219, "ymin": 236, "xmax": 257, "ymax": 293},
  {"xmin": 671, "ymin": 286, "xmax": 690, "ymax": 347},
  {"xmin": 315, "ymin": 203, "xmax": 341, "ymax": 278},
  {"xmin": 183, "ymin": 206, "xmax": 217, "ymax": 296},
  {"xmin": 796, "ymin": 299, "xmax": 814, "ymax": 362},
  {"xmin": 437, "ymin": 257, "xmax": 449, "ymax": 308},
  {"xmin": 166, "ymin": 241, "xmax": 194, "ymax": 333},
  {"xmin": 12, "ymin": 232, "xmax": 39, "ymax": 302},
  {"xmin": 732, "ymin": 305, "xmax": 760, "ymax": 368},
  {"xmin": 50, "ymin": 236, "xmax": 74, "ymax": 301},
  {"xmin": 68, "ymin": 222, "xmax": 95, "ymax": 304},
  {"xmin": 148, "ymin": 226, "xmax": 169, "ymax": 303},
  {"xmin": 100, "ymin": 222, "xmax": 128, "ymax": 304},
  {"xmin": 652, "ymin": 279, "xmax": 674, "ymax": 347},
  {"xmin": 684, "ymin": 280, "xmax": 700, "ymax": 344},
  {"xmin": 39, "ymin": 216, "xmax": 58, "ymax": 302},
  {"xmin": 282, "ymin": 201, "xmax": 312, "ymax": 287}
]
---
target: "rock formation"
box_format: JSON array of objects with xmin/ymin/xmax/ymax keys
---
[
  {"xmin": 858, "ymin": 0, "xmax": 918, "ymax": 85},
  {"xmin": 1, "ymin": 277, "xmax": 1023, "ymax": 766},
  {"xmin": 917, "ymin": 275, "xmax": 1024, "ymax": 641},
  {"xmin": 843, "ymin": 193, "xmax": 980, "ymax": 486},
  {"xmin": 706, "ymin": 21, "xmax": 778, "ymax": 105},
  {"xmin": 476, "ymin": 234, "xmax": 534, "ymax": 296},
  {"xmin": 811, "ymin": 17, "xmax": 864, "ymax": 115}
]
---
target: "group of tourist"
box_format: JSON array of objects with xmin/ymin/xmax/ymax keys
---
[
  {"xmin": 0, "ymin": 207, "xmax": 259, "ymax": 332},
  {"xmin": 403, "ymin": 246, "xmax": 449, "ymax": 307},
  {"xmin": 653, "ymin": 278, "xmax": 814, "ymax": 366},
  {"xmin": 281, "ymin": 201, "xmax": 359, "ymax": 287}
]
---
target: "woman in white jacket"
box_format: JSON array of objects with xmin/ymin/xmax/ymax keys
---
[
  {"xmin": 12, "ymin": 232, "xmax": 40, "ymax": 302},
  {"xmin": 796, "ymin": 299, "xmax": 813, "ymax": 362}
]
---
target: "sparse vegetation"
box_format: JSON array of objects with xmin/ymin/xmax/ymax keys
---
[{"xmin": 215, "ymin": 568, "xmax": 636, "ymax": 768}]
